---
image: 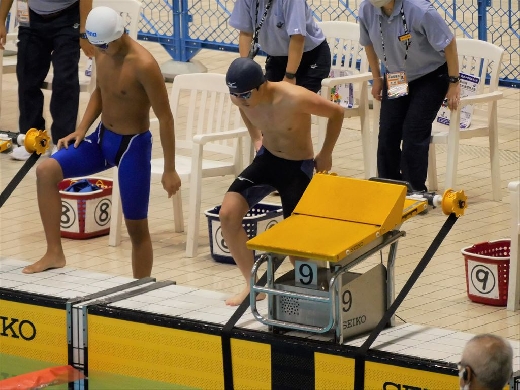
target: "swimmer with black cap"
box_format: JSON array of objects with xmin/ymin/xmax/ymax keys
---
[
  {"xmin": 220, "ymin": 57, "xmax": 345, "ymax": 306},
  {"xmin": 23, "ymin": 6, "xmax": 181, "ymax": 279},
  {"xmin": 226, "ymin": 57, "xmax": 265, "ymax": 107}
]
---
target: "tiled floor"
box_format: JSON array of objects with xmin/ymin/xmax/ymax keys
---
[{"xmin": 0, "ymin": 43, "xmax": 519, "ymax": 347}]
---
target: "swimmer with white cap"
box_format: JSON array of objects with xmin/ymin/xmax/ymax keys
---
[
  {"xmin": 85, "ymin": 6, "xmax": 125, "ymax": 51},
  {"xmin": 23, "ymin": 6, "xmax": 181, "ymax": 279}
]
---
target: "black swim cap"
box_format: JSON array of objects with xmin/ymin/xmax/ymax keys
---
[{"xmin": 226, "ymin": 57, "xmax": 265, "ymax": 94}]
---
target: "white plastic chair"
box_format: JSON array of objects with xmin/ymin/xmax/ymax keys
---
[
  {"xmin": 427, "ymin": 38, "xmax": 504, "ymax": 201},
  {"xmin": 109, "ymin": 73, "xmax": 249, "ymax": 258},
  {"xmin": 507, "ymin": 181, "xmax": 520, "ymax": 311},
  {"xmin": 317, "ymin": 21, "xmax": 376, "ymax": 178},
  {"xmin": 41, "ymin": 0, "xmax": 142, "ymax": 117}
]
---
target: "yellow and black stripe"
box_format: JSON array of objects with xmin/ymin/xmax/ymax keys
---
[
  {"xmin": 87, "ymin": 304, "xmax": 461, "ymax": 390},
  {"xmin": 1, "ymin": 286, "xmax": 517, "ymax": 389},
  {"xmin": 0, "ymin": 288, "xmax": 68, "ymax": 365}
]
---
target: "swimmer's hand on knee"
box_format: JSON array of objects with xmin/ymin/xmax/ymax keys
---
[{"xmin": 57, "ymin": 131, "xmax": 85, "ymax": 150}]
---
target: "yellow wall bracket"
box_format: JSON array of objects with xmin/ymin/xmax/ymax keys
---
[
  {"xmin": 441, "ymin": 189, "xmax": 467, "ymax": 217},
  {"xmin": 24, "ymin": 128, "xmax": 51, "ymax": 155},
  {"xmin": 0, "ymin": 139, "xmax": 12, "ymax": 153}
]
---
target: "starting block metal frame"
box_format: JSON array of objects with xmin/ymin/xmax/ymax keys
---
[
  {"xmin": 247, "ymin": 175, "xmax": 432, "ymax": 344},
  {"xmin": 251, "ymin": 230, "xmax": 405, "ymax": 343}
]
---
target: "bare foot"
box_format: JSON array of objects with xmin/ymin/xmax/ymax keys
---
[
  {"xmin": 22, "ymin": 252, "xmax": 66, "ymax": 274},
  {"xmin": 225, "ymin": 286, "xmax": 266, "ymax": 306}
]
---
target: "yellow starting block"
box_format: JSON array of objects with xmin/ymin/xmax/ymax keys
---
[{"xmin": 248, "ymin": 174, "xmax": 466, "ymax": 343}]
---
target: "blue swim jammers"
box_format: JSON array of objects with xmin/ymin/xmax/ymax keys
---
[{"xmin": 52, "ymin": 123, "xmax": 152, "ymax": 220}]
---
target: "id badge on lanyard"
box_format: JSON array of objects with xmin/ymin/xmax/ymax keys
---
[
  {"xmin": 17, "ymin": 0, "xmax": 30, "ymax": 27},
  {"xmin": 379, "ymin": 4, "xmax": 411, "ymax": 99},
  {"xmin": 386, "ymin": 71, "xmax": 408, "ymax": 99}
]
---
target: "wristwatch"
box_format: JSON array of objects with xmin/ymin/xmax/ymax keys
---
[
  {"xmin": 285, "ymin": 72, "xmax": 296, "ymax": 80},
  {"xmin": 448, "ymin": 76, "xmax": 460, "ymax": 84},
  {"xmin": 79, "ymin": 32, "xmax": 88, "ymax": 39}
]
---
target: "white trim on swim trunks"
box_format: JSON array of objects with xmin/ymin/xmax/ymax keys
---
[{"xmin": 237, "ymin": 176, "xmax": 254, "ymax": 184}]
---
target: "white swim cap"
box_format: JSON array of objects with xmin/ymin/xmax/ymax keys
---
[{"xmin": 85, "ymin": 6, "xmax": 124, "ymax": 45}]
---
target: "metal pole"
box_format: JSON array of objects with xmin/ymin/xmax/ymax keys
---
[
  {"xmin": 172, "ymin": 0, "xmax": 182, "ymax": 61},
  {"xmin": 477, "ymin": 0, "xmax": 488, "ymax": 41}
]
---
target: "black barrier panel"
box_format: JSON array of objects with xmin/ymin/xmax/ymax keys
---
[{"xmin": 272, "ymin": 341, "xmax": 315, "ymax": 390}]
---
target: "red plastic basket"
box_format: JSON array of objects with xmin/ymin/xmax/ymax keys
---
[
  {"xmin": 58, "ymin": 177, "xmax": 113, "ymax": 239},
  {"xmin": 461, "ymin": 239, "xmax": 510, "ymax": 306}
]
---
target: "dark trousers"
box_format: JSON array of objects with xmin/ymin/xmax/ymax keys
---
[
  {"xmin": 16, "ymin": 3, "xmax": 80, "ymax": 144},
  {"xmin": 377, "ymin": 63, "xmax": 449, "ymax": 191},
  {"xmin": 265, "ymin": 40, "xmax": 331, "ymax": 93}
]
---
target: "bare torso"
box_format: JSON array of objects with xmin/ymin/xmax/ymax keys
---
[
  {"xmin": 95, "ymin": 38, "xmax": 153, "ymax": 135},
  {"xmin": 240, "ymin": 83, "xmax": 314, "ymax": 161}
]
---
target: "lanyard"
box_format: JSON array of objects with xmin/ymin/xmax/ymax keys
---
[
  {"xmin": 253, "ymin": 0, "xmax": 273, "ymax": 45},
  {"xmin": 378, "ymin": 3, "xmax": 410, "ymax": 69}
]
